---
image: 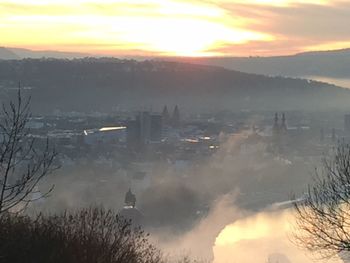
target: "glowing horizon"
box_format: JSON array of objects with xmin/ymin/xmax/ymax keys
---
[{"xmin": 1, "ymin": 0, "xmax": 349, "ymax": 57}]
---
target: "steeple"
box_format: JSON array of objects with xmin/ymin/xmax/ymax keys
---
[
  {"xmin": 172, "ymin": 105, "xmax": 180, "ymax": 127},
  {"xmin": 124, "ymin": 188, "xmax": 136, "ymax": 208},
  {"xmin": 162, "ymin": 105, "xmax": 170, "ymax": 125}
]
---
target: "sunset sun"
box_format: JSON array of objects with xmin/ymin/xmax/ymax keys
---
[{"xmin": 0, "ymin": 0, "xmax": 278, "ymax": 56}]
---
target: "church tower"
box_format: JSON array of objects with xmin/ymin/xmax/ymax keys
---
[
  {"xmin": 119, "ymin": 189, "xmax": 143, "ymax": 226},
  {"xmin": 124, "ymin": 188, "xmax": 136, "ymax": 208},
  {"xmin": 172, "ymin": 105, "xmax": 180, "ymax": 127},
  {"xmin": 162, "ymin": 105, "xmax": 170, "ymax": 125},
  {"xmin": 271, "ymin": 112, "xmax": 288, "ymax": 154},
  {"xmin": 272, "ymin": 113, "xmax": 279, "ymax": 137}
]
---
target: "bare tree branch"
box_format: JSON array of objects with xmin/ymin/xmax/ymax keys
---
[
  {"xmin": 0, "ymin": 88, "xmax": 59, "ymax": 214},
  {"xmin": 293, "ymin": 143, "xmax": 350, "ymax": 260}
]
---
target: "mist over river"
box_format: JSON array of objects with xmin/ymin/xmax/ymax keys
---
[{"xmin": 305, "ymin": 76, "xmax": 350, "ymax": 89}]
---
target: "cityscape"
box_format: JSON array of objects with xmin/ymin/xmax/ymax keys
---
[{"xmin": 2, "ymin": 1, "xmax": 350, "ymax": 263}]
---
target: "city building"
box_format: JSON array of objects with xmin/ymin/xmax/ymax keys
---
[
  {"xmin": 126, "ymin": 118, "xmax": 141, "ymax": 149},
  {"xmin": 150, "ymin": 114, "xmax": 162, "ymax": 141},
  {"xmin": 83, "ymin": 126, "xmax": 126, "ymax": 145},
  {"xmin": 126, "ymin": 111, "xmax": 163, "ymax": 150}
]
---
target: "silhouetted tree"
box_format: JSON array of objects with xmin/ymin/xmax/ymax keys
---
[
  {"xmin": 293, "ymin": 143, "xmax": 350, "ymax": 259},
  {"xmin": 0, "ymin": 207, "xmax": 163, "ymax": 263},
  {"xmin": 0, "ymin": 89, "xmax": 57, "ymax": 214}
]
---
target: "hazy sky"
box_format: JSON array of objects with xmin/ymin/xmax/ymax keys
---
[{"xmin": 1, "ymin": 0, "xmax": 349, "ymax": 56}]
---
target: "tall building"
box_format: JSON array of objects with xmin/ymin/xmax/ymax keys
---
[
  {"xmin": 126, "ymin": 111, "xmax": 163, "ymax": 149},
  {"xmin": 150, "ymin": 114, "xmax": 162, "ymax": 141},
  {"xmin": 126, "ymin": 118, "xmax": 141, "ymax": 149},
  {"xmin": 140, "ymin": 111, "xmax": 151, "ymax": 145}
]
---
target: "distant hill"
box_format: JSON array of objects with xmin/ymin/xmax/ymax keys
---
[
  {"xmin": 175, "ymin": 48, "xmax": 350, "ymax": 79},
  {"xmin": 0, "ymin": 58, "xmax": 349, "ymax": 114},
  {"xmin": 0, "ymin": 47, "xmax": 89, "ymax": 60},
  {"xmin": 3, "ymin": 46, "xmax": 350, "ymax": 80},
  {"xmin": 0, "ymin": 47, "xmax": 20, "ymax": 60}
]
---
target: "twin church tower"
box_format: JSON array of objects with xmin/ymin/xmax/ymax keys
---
[
  {"xmin": 272, "ymin": 113, "xmax": 288, "ymax": 137},
  {"xmin": 272, "ymin": 113, "xmax": 288, "ymax": 154}
]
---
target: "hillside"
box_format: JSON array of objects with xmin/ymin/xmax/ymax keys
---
[
  {"xmin": 0, "ymin": 58, "xmax": 349, "ymax": 114},
  {"xmin": 178, "ymin": 48, "xmax": 350, "ymax": 79},
  {"xmin": 2, "ymin": 46, "xmax": 350, "ymax": 79}
]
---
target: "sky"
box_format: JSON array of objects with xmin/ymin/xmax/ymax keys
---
[{"xmin": 1, "ymin": 0, "xmax": 350, "ymax": 57}]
